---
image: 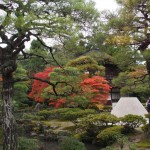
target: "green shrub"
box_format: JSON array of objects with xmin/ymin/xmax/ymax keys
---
[
  {"xmin": 18, "ymin": 137, "xmax": 38, "ymax": 150},
  {"xmin": 77, "ymin": 113, "xmax": 119, "ymax": 129},
  {"xmin": 75, "ymin": 113, "xmax": 120, "ymax": 143},
  {"xmin": 96, "ymin": 126, "xmax": 124, "ymax": 147},
  {"xmin": 22, "ymin": 114, "xmax": 44, "ymax": 120},
  {"xmin": 37, "ymin": 109, "xmax": 54, "ymax": 120},
  {"xmin": 37, "ymin": 108, "xmax": 81, "ymax": 120},
  {"xmin": 121, "ymin": 114, "xmax": 146, "ymax": 130},
  {"xmin": 141, "ymin": 124, "xmax": 149, "ymax": 133},
  {"xmin": 61, "ymin": 109, "xmax": 96, "ymax": 122},
  {"xmin": 103, "ymin": 106, "xmax": 112, "ymax": 111},
  {"xmin": 37, "ymin": 108, "xmax": 96, "ymax": 121},
  {"xmin": 74, "ymin": 129, "xmax": 97, "ymax": 142},
  {"xmin": 59, "ymin": 137, "xmax": 86, "ymax": 150}
]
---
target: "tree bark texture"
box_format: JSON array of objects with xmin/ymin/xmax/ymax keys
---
[{"xmin": 2, "ymin": 75, "xmax": 17, "ymax": 150}]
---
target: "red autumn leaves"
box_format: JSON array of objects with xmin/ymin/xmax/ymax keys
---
[
  {"xmin": 28, "ymin": 67, "xmax": 55, "ymax": 102},
  {"xmin": 28, "ymin": 67, "xmax": 111, "ymax": 107},
  {"xmin": 81, "ymin": 76, "xmax": 110, "ymax": 103}
]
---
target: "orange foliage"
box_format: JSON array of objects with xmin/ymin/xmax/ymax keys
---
[
  {"xmin": 81, "ymin": 76, "xmax": 111, "ymax": 104},
  {"xmin": 49, "ymin": 98, "xmax": 66, "ymax": 108},
  {"xmin": 29, "ymin": 68, "xmax": 111, "ymax": 107},
  {"xmin": 28, "ymin": 67, "xmax": 57, "ymax": 102}
]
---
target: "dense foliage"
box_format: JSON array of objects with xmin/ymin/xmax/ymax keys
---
[
  {"xmin": 29, "ymin": 66, "xmax": 110, "ymax": 108},
  {"xmin": 28, "ymin": 67, "xmax": 57, "ymax": 102}
]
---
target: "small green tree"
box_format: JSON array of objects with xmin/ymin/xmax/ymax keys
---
[{"xmin": 67, "ymin": 56, "xmax": 105, "ymax": 76}]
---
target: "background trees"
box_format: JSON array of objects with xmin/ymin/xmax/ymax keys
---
[
  {"xmin": 101, "ymin": 0, "xmax": 150, "ymax": 137},
  {"xmin": 103, "ymin": 0, "xmax": 150, "ymax": 99},
  {"xmin": 22, "ymin": 40, "xmax": 50, "ymax": 73}
]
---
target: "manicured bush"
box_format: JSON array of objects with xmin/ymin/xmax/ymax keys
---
[
  {"xmin": 37, "ymin": 108, "xmax": 96, "ymax": 121},
  {"xmin": 59, "ymin": 137, "xmax": 86, "ymax": 150},
  {"xmin": 75, "ymin": 113, "xmax": 120, "ymax": 143},
  {"xmin": 103, "ymin": 106, "xmax": 112, "ymax": 111},
  {"xmin": 37, "ymin": 109, "xmax": 57, "ymax": 120},
  {"xmin": 141, "ymin": 124, "xmax": 149, "ymax": 133},
  {"xmin": 37, "ymin": 108, "xmax": 80, "ymax": 120},
  {"xmin": 77, "ymin": 113, "xmax": 119, "ymax": 129},
  {"xmin": 61, "ymin": 109, "xmax": 96, "ymax": 122},
  {"xmin": 22, "ymin": 114, "xmax": 44, "ymax": 121},
  {"xmin": 74, "ymin": 127, "xmax": 100, "ymax": 143},
  {"xmin": 121, "ymin": 114, "xmax": 146, "ymax": 130},
  {"xmin": 96, "ymin": 126, "xmax": 124, "ymax": 147},
  {"xmin": 18, "ymin": 137, "xmax": 38, "ymax": 150}
]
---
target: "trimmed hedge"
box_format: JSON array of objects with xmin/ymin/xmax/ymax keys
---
[
  {"xmin": 37, "ymin": 108, "xmax": 96, "ymax": 121},
  {"xmin": 121, "ymin": 114, "xmax": 146, "ymax": 129},
  {"xmin": 96, "ymin": 126, "xmax": 124, "ymax": 147}
]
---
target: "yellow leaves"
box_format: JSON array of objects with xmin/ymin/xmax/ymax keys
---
[
  {"xmin": 106, "ymin": 35, "xmax": 135, "ymax": 45},
  {"xmin": 95, "ymin": 104, "xmax": 104, "ymax": 109}
]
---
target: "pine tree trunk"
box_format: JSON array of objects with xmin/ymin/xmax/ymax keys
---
[{"xmin": 2, "ymin": 75, "xmax": 17, "ymax": 150}]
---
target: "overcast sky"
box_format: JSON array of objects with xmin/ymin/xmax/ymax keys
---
[{"xmin": 93, "ymin": 0, "xmax": 118, "ymax": 11}]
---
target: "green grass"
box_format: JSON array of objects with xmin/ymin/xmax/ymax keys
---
[{"xmin": 136, "ymin": 139, "xmax": 150, "ymax": 148}]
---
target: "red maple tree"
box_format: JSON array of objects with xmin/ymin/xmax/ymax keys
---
[
  {"xmin": 29, "ymin": 68, "xmax": 111, "ymax": 107},
  {"xmin": 81, "ymin": 76, "xmax": 111, "ymax": 104},
  {"xmin": 28, "ymin": 67, "xmax": 56, "ymax": 102}
]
